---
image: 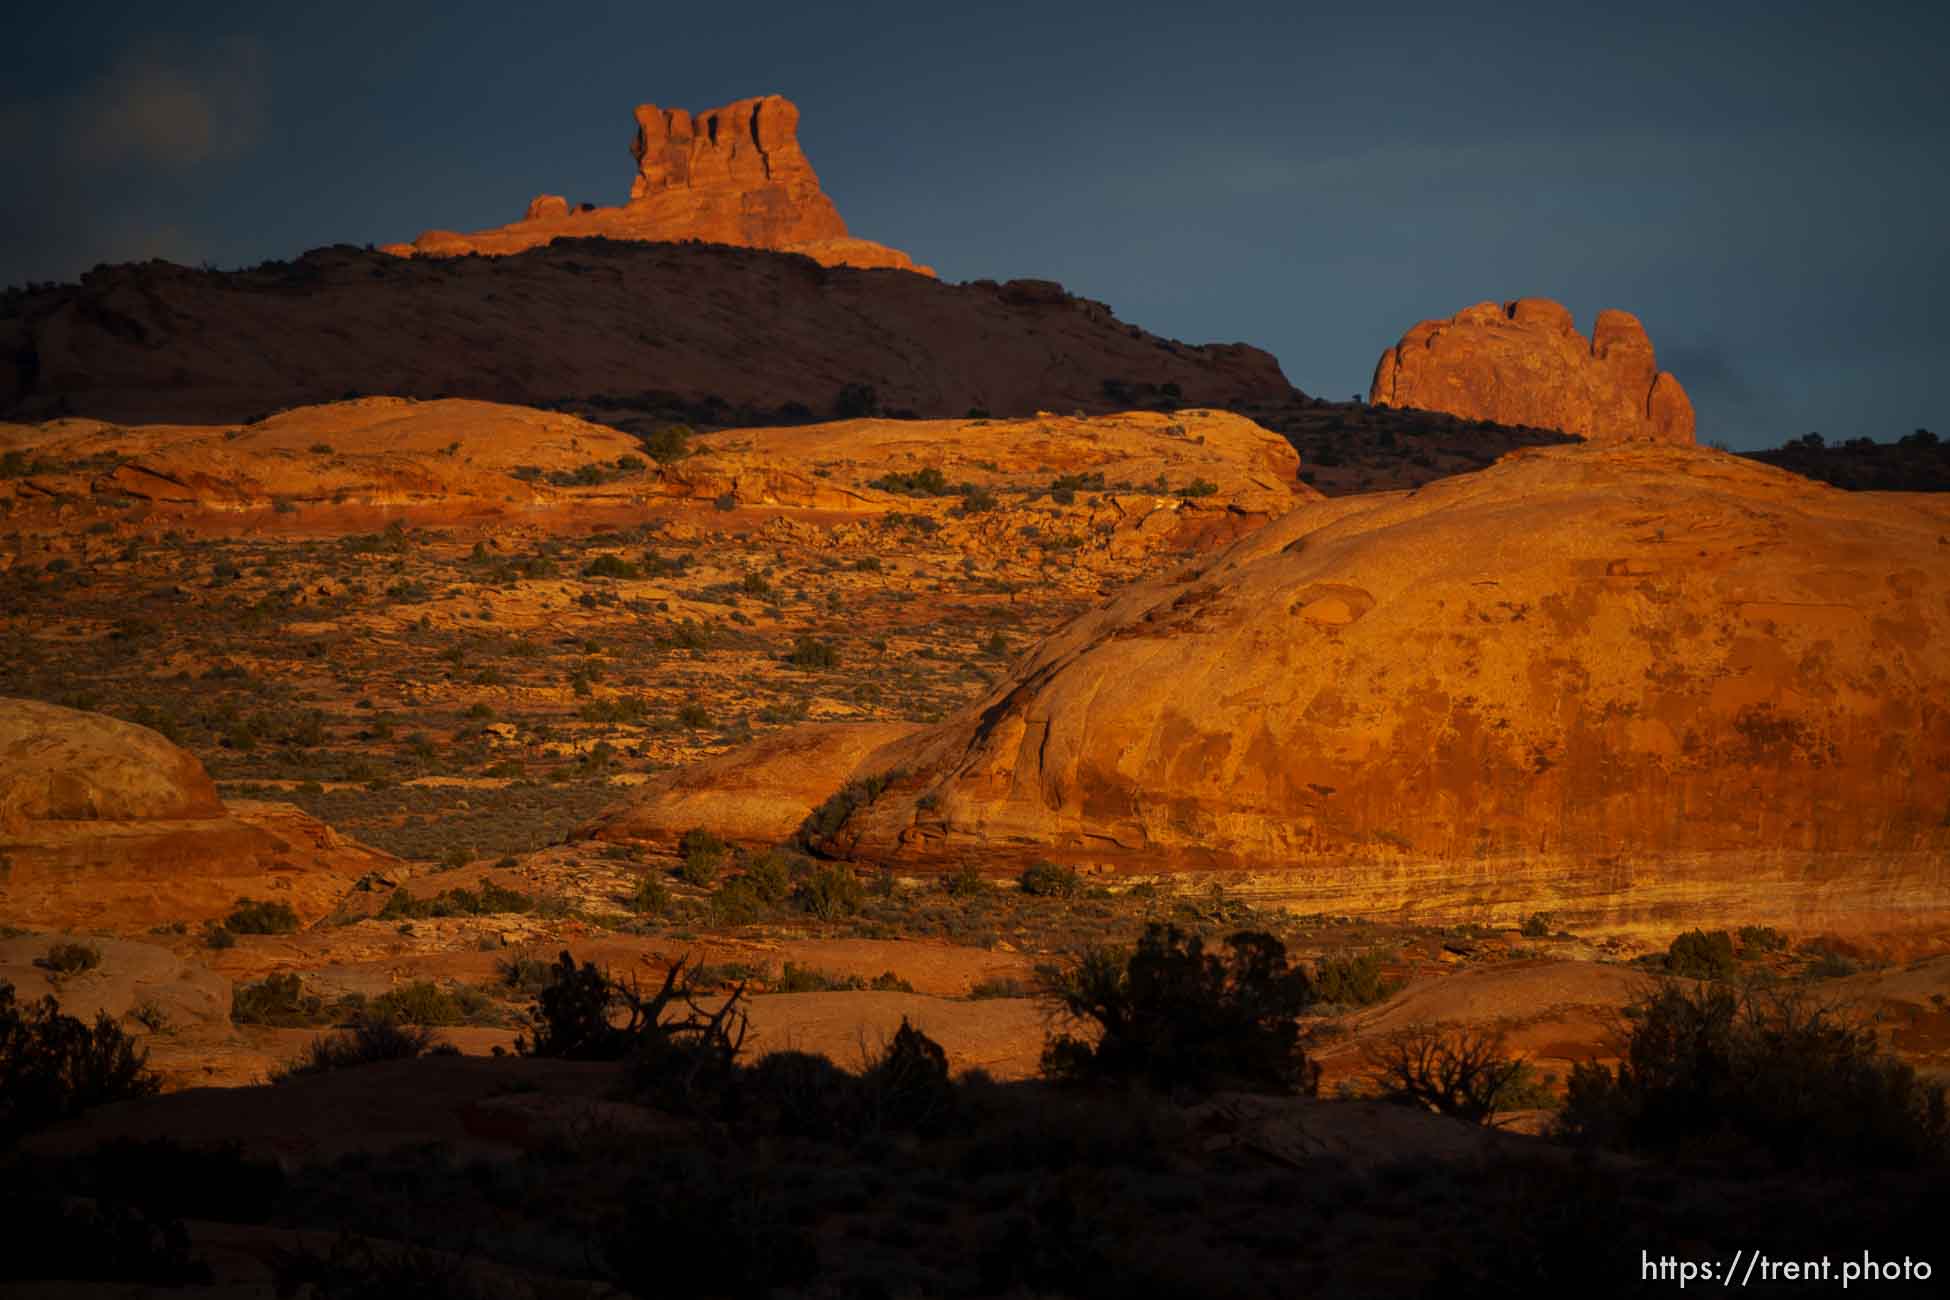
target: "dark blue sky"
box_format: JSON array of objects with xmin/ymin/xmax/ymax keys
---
[{"xmin": 5, "ymin": 1, "xmax": 1943, "ymax": 449}]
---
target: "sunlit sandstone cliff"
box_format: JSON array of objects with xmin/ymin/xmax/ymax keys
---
[{"xmin": 381, "ymin": 94, "xmax": 930, "ymax": 274}]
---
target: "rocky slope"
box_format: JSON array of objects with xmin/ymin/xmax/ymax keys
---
[
  {"xmin": 382, "ymin": 94, "xmax": 930, "ymax": 275},
  {"xmin": 607, "ymin": 444, "xmax": 1950, "ymax": 933},
  {"xmin": 0, "ymin": 698, "xmax": 393, "ymax": 932},
  {"xmin": 1369, "ymin": 298, "xmax": 1694, "ymax": 445},
  {"xmin": 0, "ymin": 241, "xmax": 1290, "ymax": 427}
]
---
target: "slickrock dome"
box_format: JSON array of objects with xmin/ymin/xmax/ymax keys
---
[
  {"xmin": 1370, "ymin": 298, "xmax": 1695, "ymax": 445},
  {"xmin": 1, "ymin": 697, "xmax": 223, "ymax": 829},
  {"xmin": 0, "ymin": 698, "xmax": 393, "ymax": 931},
  {"xmin": 614, "ymin": 445, "xmax": 1950, "ymax": 933}
]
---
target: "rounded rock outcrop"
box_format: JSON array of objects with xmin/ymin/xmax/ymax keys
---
[
  {"xmin": 1, "ymin": 698, "xmax": 223, "ymax": 829},
  {"xmin": 0, "ymin": 697, "xmax": 394, "ymax": 931},
  {"xmin": 1369, "ymin": 298, "xmax": 1695, "ymax": 445},
  {"xmin": 723, "ymin": 444, "xmax": 1948, "ymax": 932}
]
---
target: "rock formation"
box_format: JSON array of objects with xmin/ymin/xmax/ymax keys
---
[
  {"xmin": 1369, "ymin": 298, "xmax": 1695, "ymax": 444},
  {"xmin": 1, "ymin": 402, "xmax": 1311, "ymax": 540},
  {"xmin": 0, "ymin": 698, "xmax": 394, "ymax": 932},
  {"xmin": 0, "ymin": 242, "xmax": 1292, "ymax": 426},
  {"xmin": 602, "ymin": 444, "xmax": 1950, "ymax": 933},
  {"xmin": 381, "ymin": 94, "xmax": 929, "ymax": 275}
]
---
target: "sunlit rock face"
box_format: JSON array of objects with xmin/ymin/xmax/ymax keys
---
[
  {"xmin": 383, "ymin": 94, "xmax": 931, "ymax": 275},
  {"xmin": 1370, "ymin": 298, "xmax": 1695, "ymax": 445},
  {"xmin": 701, "ymin": 443, "xmax": 1947, "ymax": 933},
  {"xmin": 0, "ymin": 697, "xmax": 393, "ymax": 932}
]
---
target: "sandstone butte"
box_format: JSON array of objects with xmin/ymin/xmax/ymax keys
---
[
  {"xmin": 0, "ymin": 399, "xmax": 1309, "ymax": 550},
  {"xmin": 590, "ymin": 443, "xmax": 1950, "ymax": 936},
  {"xmin": 380, "ymin": 94, "xmax": 931, "ymax": 276},
  {"xmin": 0, "ymin": 242, "xmax": 1290, "ymax": 426},
  {"xmin": 0, "ymin": 697, "xmax": 394, "ymax": 932},
  {"xmin": 1369, "ymin": 297, "xmax": 1696, "ymax": 445}
]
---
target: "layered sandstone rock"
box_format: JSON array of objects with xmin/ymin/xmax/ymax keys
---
[
  {"xmin": 671, "ymin": 408, "xmax": 1312, "ymax": 519},
  {"xmin": 381, "ymin": 94, "xmax": 929, "ymax": 275},
  {"xmin": 2, "ymin": 402, "xmax": 1311, "ymax": 542},
  {"xmin": 611, "ymin": 445, "xmax": 1950, "ymax": 933},
  {"xmin": 0, "ymin": 243, "xmax": 1290, "ymax": 426},
  {"xmin": 2, "ymin": 398, "xmax": 644, "ymax": 515},
  {"xmin": 1, "ymin": 697, "xmax": 222, "ymax": 829},
  {"xmin": 585, "ymin": 722, "xmax": 925, "ymax": 849},
  {"xmin": 1369, "ymin": 298, "xmax": 1695, "ymax": 444},
  {"xmin": 0, "ymin": 698, "xmax": 394, "ymax": 932}
]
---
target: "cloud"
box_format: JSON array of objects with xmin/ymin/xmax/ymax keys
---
[{"xmin": 44, "ymin": 37, "xmax": 268, "ymax": 173}]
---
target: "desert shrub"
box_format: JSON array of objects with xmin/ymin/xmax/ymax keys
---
[
  {"xmin": 740, "ymin": 570, "xmax": 772, "ymax": 597},
  {"xmin": 676, "ymin": 700, "xmax": 712, "ymax": 729},
  {"xmin": 1363, "ymin": 1023, "xmax": 1554, "ymax": 1125},
  {"xmin": 1039, "ymin": 923, "xmax": 1319, "ymax": 1094},
  {"xmin": 1738, "ymin": 924, "xmax": 1789, "ymax": 954},
  {"xmin": 369, "ymin": 980, "xmax": 462, "ymax": 1025},
  {"xmin": 785, "ymin": 636, "xmax": 837, "ymax": 669},
  {"xmin": 579, "ymin": 695, "xmax": 649, "ymax": 724},
  {"xmin": 968, "ymin": 977, "xmax": 1034, "ymax": 999},
  {"xmin": 792, "ymin": 865, "xmax": 866, "ymax": 921},
  {"xmin": 1, "ymin": 983, "xmax": 160, "ymax": 1143},
  {"xmin": 517, "ymin": 951, "xmax": 749, "ymax": 1109},
  {"xmin": 741, "ymin": 849, "xmax": 797, "ymax": 904},
  {"xmin": 1313, "ymin": 951, "xmax": 1398, "ymax": 1007},
  {"xmin": 868, "ymin": 466, "xmax": 951, "ymax": 496},
  {"xmin": 629, "ymin": 873, "xmax": 672, "ymax": 916},
  {"xmin": 38, "ymin": 941, "xmax": 102, "ymax": 976},
  {"xmin": 275, "ymin": 1016, "xmax": 446, "ymax": 1082},
  {"xmin": 201, "ymin": 922, "xmax": 237, "ymax": 950},
  {"xmin": 495, "ymin": 951, "xmax": 555, "ymax": 995},
  {"xmin": 1177, "ymin": 478, "xmax": 1219, "ymax": 498},
  {"xmin": 834, "ymin": 382, "xmax": 880, "ymax": 419},
  {"xmin": 1019, "ymin": 861, "xmax": 1082, "ymax": 899},
  {"xmin": 955, "ymin": 484, "xmax": 999, "ymax": 514},
  {"xmin": 231, "ymin": 973, "xmax": 326, "ymax": 1026},
  {"xmin": 676, "ymin": 828, "xmax": 728, "ymax": 887},
  {"xmin": 517, "ymin": 952, "xmax": 628, "ymax": 1060},
  {"xmin": 377, "ymin": 881, "xmax": 537, "ymax": 919},
  {"xmin": 1520, "ymin": 912, "xmax": 1554, "ymax": 938},
  {"xmin": 708, "ymin": 876, "xmax": 771, "ymax": 926},
  {"xmin": 1798, "ymin": 941, "xmax": 1861, "ymax": 980},
  {"xmin": 739, "ymin": 1049, "xmax": 859, "ymax": 1139},
  {"xmin": 223, "ymin": 897, "xmax": 300, "ymax": 935},
  {"xmin": 582, "ymin": 554, "xmax": 638, "ymax": 579},
  {"xmin": 1557, "ymin": 980, "xmax": 1949, "ymax": 1169},
  {"xmin": 943, "ymin": 864, "xmax": 988, "ymax": 897},
  {"xmin": 799, "ymin": 768, "xmax": 905, "ymax": 844},
  {"xmin": 858, "ymin": 1017, "xmax": 955, "ymax": 1136},
  {"xmin": 639, "ymin": 424, "xmax": 692, "ymax": 463},
  {"xmin": 771, "ymin": 962, "xmax": 836, "ymax": 994},
  {"xmin": 1664, "ymin": 928, "xmax": 1737, "ymax": 981}
]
